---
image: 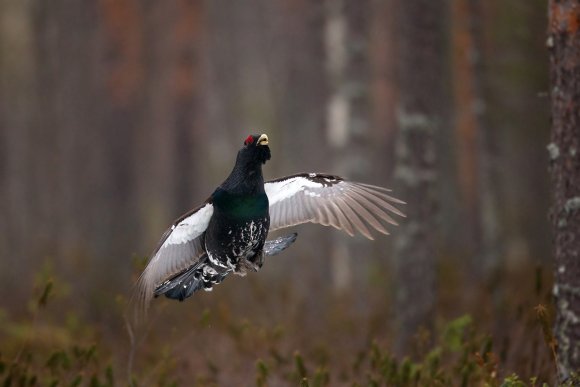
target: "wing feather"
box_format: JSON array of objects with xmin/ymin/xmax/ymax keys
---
[
  {"xmin": 315, "ymin": 201, "xmax": 328, "ymax": 227},
  {"xmin": 337, "ymin": 197, "xmax": 373, "ymax": 239},
  {"xmin": 344, "ymin": 194, "xmax": 388, "ymax": 235},
  {"xmin": 133, "ymin": 201, "xmax": 213, "ymax": 317},
  {"xmin": 345, "ymin": 188, "xmax": 394, "ymax": 230},
  {"xmin": 348, "ymin": 186, "xmax": 400, "ymax": 226},
  {"xmin": 359, "ymin": 182, "xmax": 396, "ymax": 195},
  {"xmin": 323, "ymin": 202, "xmax": 340, "ymax": 229},
  {"xmin": 330, "ymin": 201, "xmax": 355, "ymax": 236},
  {"xmin": 355, "ymin": 185, "xmax": 406, "ymax": 217},
  {"xmin": 265, "ymin": 173, "xmax": 404, "ymax": 238}
]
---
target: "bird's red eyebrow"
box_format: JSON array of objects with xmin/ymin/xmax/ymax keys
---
[{"xmin": 244, "ymin": 135, "xmax": 254, "ymax": 145}]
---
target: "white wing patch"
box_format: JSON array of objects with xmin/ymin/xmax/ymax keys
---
[
  {"xmin": 265, "ymin": 177, "xmax": 321, "ymax": 205},
  {"xmin": 165, "ymin": 203, "xmax": 214, "ymax": 246},
  {"xmin": 134, "ymin": 202, "xmax": 214, "ymax": 317}
]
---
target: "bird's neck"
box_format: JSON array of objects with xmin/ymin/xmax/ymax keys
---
[
  {"xmin": 221, "ymin": 161, "xmax": 265, "ymax": 196},
  {"xmin": 214, "ymin": 162, "xmax": 268, "ymax": 218}
]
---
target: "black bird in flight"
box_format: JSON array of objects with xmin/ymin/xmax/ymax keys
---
[{"xmin": 135, "ymin": 133, "xmax": 404, "ymax": 312}]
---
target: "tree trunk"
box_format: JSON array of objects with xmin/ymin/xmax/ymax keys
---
[
  {"xmin": 548, "ymin": 0, "xmax": 580, "ymax": 380},
  {"xmin": 392, "ymin": 0, "xmax": 448, "ymax": 355},
  {"xmin": 467, "ymin": 0, "xmax": 503, "ymax": 281},
  {"xmin": 0, "ymin": 0, "xmax": 36, "ymax": 298},
  {"xmin": 452, "ymin": 0, "xmax": 481, "ymax": 258},
  {"xmin": 452, "ymin": 0, "xmax": 503, "ymax": 280},
  {"xmin": 325, "ymin": 0, "xmax": 372, "ymax": 293}
]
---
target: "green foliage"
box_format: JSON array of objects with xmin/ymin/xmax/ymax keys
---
[
  {"xmin": 255, "ymin": 358, "xmax": 269, "ymax": 387},
  {"xmin": 0, "ymin": 263, "xmax": 563, "ymax": 386},
  {"xmin": 1, "ymin": 344, "xmax": 112, "ymax": 387},
  {"xmin": 38, "ymin": 281, "xmax": 53, "ymax": 309},
  {"xmin": 312, "ymin": 367, "xmax": 330, "ymax": 387},
  {"xmin": 294, "ymin": 351, "xmax": 308, "ymax": 381},
  {"xmin": 501, "ymin": 374, "xmax": 527, "ymax": 387},
  {"xmin": 442, "ymin": 315, "xmax": 473, "ymax": 352}
]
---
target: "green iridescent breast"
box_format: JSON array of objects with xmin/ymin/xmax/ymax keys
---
[{"xmin": 212, "ymin": 189, "xmax": 269, "ymax": 219}]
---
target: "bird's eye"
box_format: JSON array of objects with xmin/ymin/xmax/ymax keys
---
[{"xmin": 244, "ymin": 135, "xmax": 254, "ymax": 145}]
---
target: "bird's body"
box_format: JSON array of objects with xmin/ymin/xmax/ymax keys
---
[
  {"xmin": 135, "ymin": 133, "xmax": 404, "ymax": 313},
  {"xmin": 206, "ymin": 188, "xmax": 270, "ymax": 272}
]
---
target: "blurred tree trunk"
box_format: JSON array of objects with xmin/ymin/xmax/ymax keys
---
[
  {"xmin": 0, "ymin": 0, "xmax": 36, "ymax": 298},
  {"xmin": 452, "ymin": 0, "xmax": 480, "ymax": 255},
  {"xmin": 452, "ymin": 0, "xmax": 502, "ymax": 278},
  {"xmin": 370, "ymin": 0, "xmax": 397, "ymax": 176},
  {"xmin": 269, "ymin": 0, "xmax": 330, "ymax": 308},
  {"xmin": 97, "ymin": 0, "xmax": 144, "ymax": 293},
  {"xmin": 548, "ymin": 0, "xmax": 580, "ymax": 379},
  {"xmin": 392, "ymin": 0, "xmax": 448, "ymax": 355},
  {"xmin": 325, "ymin": 0, "xmax": 372, "ymax": 293},
  {"xmin": 128, "ymin": 1, "xmax": 206, "ymax": 249},
  {"xmin": 467, "ymin": 0, "xmax": 503, "ymax": 279},
  {"xmin": 33, "ymin": 0, "xmax": 102, "ymax": 260},
  {"xmin": 172, "ymin": 0, "xmax": 208, "ymax": 206},
  {"xmin": 464, "ymin": 0, "xmax": 505, "ymax": 343},
  {"xmin": 485, "ymin": 0, "xmax": 550, "ymax": 268}
]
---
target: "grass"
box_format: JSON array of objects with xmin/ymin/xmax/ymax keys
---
[{"xmin": 0, "ymin": 259, "xmax": 576, "ymax": 386}]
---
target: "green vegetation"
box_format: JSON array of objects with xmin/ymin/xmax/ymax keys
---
[{"xmin": 0, "ymin": 261, "xmax": 575, "ymax": 387}]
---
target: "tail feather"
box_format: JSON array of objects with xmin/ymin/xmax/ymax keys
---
[
  {"xmin": 154, "ymin": 256, "xmax": 228, "ymax": 301},
  {"xmin": 263, "ymin": 233, "xmax": 298, "ymax": 256}
]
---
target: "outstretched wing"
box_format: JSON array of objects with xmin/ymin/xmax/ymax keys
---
[
  {"xmin": 134, "ymin": 201, "xmax": 214, "ymax": 314},
  {"xmin": 265, "ymin": 173, "xmax": 404, "ymax": 239}
]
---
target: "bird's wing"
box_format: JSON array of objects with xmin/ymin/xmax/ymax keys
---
[
  {"xmin": 134, "ymin": 201, "xmax": 214, "ymax": 314},
  {"xmin": 265, "ymin": 173, "xmax": 404, "ymax": 239}
]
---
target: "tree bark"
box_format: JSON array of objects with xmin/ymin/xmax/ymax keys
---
[
  {"xmin": 392, "ymin": 0, "xmax": 448, "ymax": 355},
  {"xmin": 548, "ymin": 0, "xmax": 580, "ymax": 380}
]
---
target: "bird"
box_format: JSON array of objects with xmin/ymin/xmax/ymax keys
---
[{"xmin": 134, "ymin": 133, "xmax": 404, "ymax": 313}]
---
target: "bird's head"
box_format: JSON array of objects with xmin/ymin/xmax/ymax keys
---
[{"xmin": 238, "ymin": 133, "xmax": 271, "ymax": 166}]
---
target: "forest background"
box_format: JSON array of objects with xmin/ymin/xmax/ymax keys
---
[{"xmin": 0, "ymin": 1, "xmax": 556, "ymax": 386}]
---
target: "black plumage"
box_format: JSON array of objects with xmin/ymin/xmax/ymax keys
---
[{"xmin": 135, "ymin": 133, "xmax": 404, "ymax": 314}]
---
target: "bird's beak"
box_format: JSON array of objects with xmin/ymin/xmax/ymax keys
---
[{"xmin": 257, "ymin": 134, "xmax": 269, "ymax": 146}]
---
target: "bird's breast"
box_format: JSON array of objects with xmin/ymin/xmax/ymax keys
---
[
  {"xmin": 216, "ymin": 193, "xmax": 269, "ymax": 220},
  {"xmin": 205, "ymin": 215, "xmax": 270, "ymax": 269}
]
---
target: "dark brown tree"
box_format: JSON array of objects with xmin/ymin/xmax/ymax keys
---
[
  {"xmin": 548, "ymin": 0, "xmax": 580, "ymax": 380},
  {"xmin": 392, "ymin": 0, "xmax": 448, "ymax": 354}
]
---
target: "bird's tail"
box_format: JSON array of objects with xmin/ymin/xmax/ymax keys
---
[
  {"xmin": 153, "ymin": 256, "xmax": 229, "ymax": 301},
  {"xmin": 153, "ymin": 233, "xmax": 298, "ymax": 301},
  {"xmin": 263, "ymin": 233, "xmax": 298, "ymax": 256}
]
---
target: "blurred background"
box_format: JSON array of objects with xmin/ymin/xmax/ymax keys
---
[{"xmin": 0, "ymin": 0, "xmax": 553, "ymax": 385}]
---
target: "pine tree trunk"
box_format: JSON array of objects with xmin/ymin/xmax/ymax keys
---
[
  {"xmin": 548, "ymin": 0, "xmax": 580, "ymax": 380},
  {"xmin": 325, "ymin": 0, "xmax": 372, "ymax": 292},
  {"xmin": 467, "ymin": 0, "xmax": 502, "ymax": 281},
  {"xmin": 392, "ymin": 0, "xmax": 447, "ymax": 355},
  {"xmin": 452, "ymin": 0, "xmax": 502, "ymax": 278}
]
